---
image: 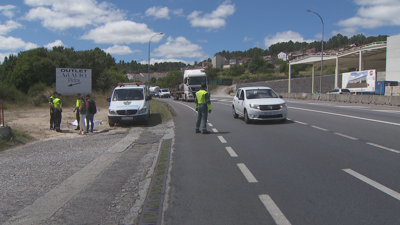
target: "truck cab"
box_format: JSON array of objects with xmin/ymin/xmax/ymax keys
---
[
  {"xmin": 182, "ymin": 69, "xmax": 208, "ymax": 101},
  {"xmin": 107, "ymin": 83, "xmax": 151, "ymax": 126}
]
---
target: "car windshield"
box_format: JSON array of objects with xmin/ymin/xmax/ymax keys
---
[
  {"xmin": 113, "ymin": 89, "xmax": 144, "ymax": 101},
  {"xmin": 188, "ymin": 76, "xmax": 206, "ymax": 85},
  {"xmin": 161, "ymin": 89, "xmax": 169, "ymax": 92},
  {"xmin": 245, "ymin": 89, "xmax": 279, "ymax": 99}
]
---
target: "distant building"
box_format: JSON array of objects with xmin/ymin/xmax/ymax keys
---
[
  {"xmin": 202, "ymin": 61, "xmax": 212, "ymax": 67},
  {"xmin": 277, "ymin": 52, "xmax": 288, "ymax": 61},
  {"xmin": 230, "ymin": 57, "xmax": 242, "ymax": 66},
  {"xmin": 239, "ymin": 58, "xmax": 251, "ymax": 65},
  {"xmin": 263, "ymin": 55, "xmax": 275, "ymax": 64},
  {"xmin": 212, "ymin": 55, "xmax": 224, "ymax": 69}
]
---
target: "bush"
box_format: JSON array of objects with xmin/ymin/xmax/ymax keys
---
[
  {"xmin": 0, "ymin": 82, "xmax": 26, "ymax": 102},
  {"xmin": 28, "ymin": 82, "xmax": 47, "ymax": 96},
  {"xmin": 33, "ymin": 94, "xmax": 48, "ymax": 107}
]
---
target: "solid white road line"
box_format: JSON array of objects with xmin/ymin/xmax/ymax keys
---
[
  {"xmin": 366, "ymin": 142, "xmax": 400, "ymax": 154},
  {"xmin": 259, "ymin": 194, "xmax": 292, "ymax": 225},
  {"xmin": 289, "ymin": 106, "xmax": 400, "ymax": 127},
  {"xmin": 172, "ymin": 101, "xmax": 197, "ymax": 112},
  {"xmin": 225, "ymin": 147, "xmax": 238, "ymax": 157},
  {"xmin": 237, "ymin": 163, "xmax": 258, "ymax": 183},
  {"xmin": 343, "ymin": 169, "xmax": 400, "ymax": 201},
  {"xmin": 311, "ymin": 125, "xmax": 329, "ymax": 131},
  {"xmin": 212, "ymin": 128, "xmax": 218, "ymax": 133},
  {"xmin": 334, "ymin": 132, "xmax": 359, "ymax": 140},
  {"xmin": 217, "ymin": 136, "xmax": 227, "ymax": 143}
]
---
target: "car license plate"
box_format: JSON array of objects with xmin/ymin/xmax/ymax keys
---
[
  {"xmin": 121, "ymin": 117, "xmax": 133, "ymax": 120},
  {"xmin": 264, "ymin": 112, "xmax": 278, "ymax": 115}
]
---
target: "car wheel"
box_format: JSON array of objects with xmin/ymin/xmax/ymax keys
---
[
  {"xmin": 108, "ymin": 122, "xmax": 114, "ymax": 127},
  {"xmin": 232, "ymin": 106, "xmax": 238, "ymax": 118},
  {"xmin": 244, "ymin": 110, "xmax": 251, "ymax": 124}
]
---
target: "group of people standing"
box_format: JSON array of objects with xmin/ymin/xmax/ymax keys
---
[{"xmin": 49, "ymin": 92, "xmax": 96, "ymax": 135}]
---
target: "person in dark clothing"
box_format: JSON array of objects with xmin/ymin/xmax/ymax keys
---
[
  {"xmin": 49, "ymin": 91, "xmax": 57, "ymax": 130},
  {"xmin": 86, "ymin": 94, "xmax": 95, "ymax": 133}
]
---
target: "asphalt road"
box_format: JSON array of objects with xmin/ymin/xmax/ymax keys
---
[{"xmin": 162, "ymin": 97, "xmax": 400, "ymax": 225}]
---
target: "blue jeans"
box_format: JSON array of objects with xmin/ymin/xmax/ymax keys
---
[
  {"xmin": 86, "ymin": 113, "xmax": 94, "ymax": 132},
  {"xmin": 195, "ymin": 104, "xmax": 208, "ymax": 131}
]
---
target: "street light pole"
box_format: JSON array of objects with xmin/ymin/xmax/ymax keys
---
[
  {"xmin": 134, "ymin": 59, "xmax": 143, "ymax": 82},
  {"xmin": 307, "ymin": 10, "xmax": 324, "ymax": 93},
  {"xmin": 148, "ymin": 32, "xmax": 163, "ymax": 93}
]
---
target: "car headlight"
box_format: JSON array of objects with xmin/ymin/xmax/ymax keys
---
[
  {"xmin": 109, "ymin": 109, "xmax": 117, "ymax": 115},
  {"xmin": 138, "ymin": 106, "xmax": 148, "ymax": 114},
  {"xmin": 249, "ymin": 103, "xmax": 260, "ymax": 109},
  {"xmin": 280, "ymin": 103, "xmax": 287, "ymax": 109}
]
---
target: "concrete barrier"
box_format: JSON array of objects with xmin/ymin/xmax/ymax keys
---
[
  {"xmin": 360, "ymin": 95, "xmax": 372, "ymax": 104},
  {"xmin": 374, "ymin": 96, "xmax": 390, "ymax": 105},
  {"xmin": 390, "ymin": 96, "xmax": 400, "ymax": 106}
]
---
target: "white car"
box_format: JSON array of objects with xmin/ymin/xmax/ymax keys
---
[
  {"xmin": 159, "ymin": 88, "xmax": 171, "ymax": 98},
  {"xmin": 107, "ymin": 83, "xmax": 152, "ymax": 126},
  {"xmin": 232, "ymin": 87, "xmax": 287, "ymax": 124}
]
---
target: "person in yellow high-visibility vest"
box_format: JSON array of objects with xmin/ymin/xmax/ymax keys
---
[
  {"xmin": 73, "ymin": 93, "xmax": 81, "ymax": 130},
  {"xmin": 194, "ymin": 82, "xmax": 211, "ymax": 134},
  {"xmin": 53, "ymin": 93, "xmax": 63, "ymax": 132}
]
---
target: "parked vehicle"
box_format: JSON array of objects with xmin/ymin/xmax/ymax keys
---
[
  {"xmin": 107, "ymin": 83, "xmax": 152, "ymax": 126},
  {"xmin": 232, "ymin": 87, "xmax": 287, "ymax": 124},
  {"xmin": 149, "ymin": 86, "xmax": 160, "ymax": 97},
  {"xmin": 170, "ymin": 69, "xmax": 208, "ymax": 101},
  {"xmin": 159, "ymin": 88, "xmax": 171, "ymax": 98},
  {"xmin": 327, "ymin": 88, "xmax": 351, "ymax": 94}
]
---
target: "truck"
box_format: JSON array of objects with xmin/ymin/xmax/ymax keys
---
[
  {"xmin": 149, "ymin": 86, "xmax": 160, "ymax": 97},
  {"xmin": 171, "ymin": 69, "xmax": 208, "ymax": 101}
]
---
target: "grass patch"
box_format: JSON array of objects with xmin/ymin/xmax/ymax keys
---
[
  {"xmin": 148, "ymin": 100, "xmax": 173, "ymax": 126},
  {"xmin": 0, "ymin": 127, "xmax": 35, "ymax": 151},
  {"xmin": 140, "ymin": 139, "xmax": 171, "ymax": 224}
]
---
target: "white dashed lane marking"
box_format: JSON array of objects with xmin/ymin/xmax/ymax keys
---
[
  {"xmin": 366, "ymin": 142, "xmax": 400, "ymax": 154},
  {"xmin": 259, "ymin": 194, "xmax": 292, "ymax": 225},
  {"xmin": 343, "ymin": 169, "xmax": 400, "ymax": 201},
  {"xmin": 334, "ymin": 133, "xmax": 358, "ymax": 140},
  {"xmin": 212, "ymin": 128, "xmax": 218, "ymax": 133},
  {"xmin": 311, "ymin": 125, "xmax": 329, "ymax": 131},
  {"xmin": 237, "ymin": 163, "xmax": 258, "ymax": 183},
  {"xmin": 217, "ymin": 136, "xmax": 227, "ymax": 143},
  {"xmin": 225, "ymin": 147, "xmax": 238, "ymax": 157}
]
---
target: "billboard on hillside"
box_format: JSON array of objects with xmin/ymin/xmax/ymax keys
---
[
  {"xmin": 56, "ymin": 68, "xmax": 92, "ymax": 95},
  {"xmin": 342, "ymin": 69, "xmax": 376, "ymax": 92}
]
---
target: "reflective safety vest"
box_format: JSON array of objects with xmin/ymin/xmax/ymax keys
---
[
  {"xmin": 53, "ymin": 98, "xmax": 62, "ymax": 109},
  {"xmin": 195, "ymin": 90, "xmax": 211, "ymax": 110},
  {"xmin": 76, "ymin": 99, "xmax": 81, "ymax": 108},
  {"xmin": 49, "ymin": 96, "xmax": 55, "ymax": 104}
]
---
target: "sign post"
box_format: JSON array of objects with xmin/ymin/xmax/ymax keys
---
[{"xmin": 56, "ymin": 68, "xmax": 92, "ymax": 95}]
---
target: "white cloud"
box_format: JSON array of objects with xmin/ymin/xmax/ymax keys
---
[
  {"xmin": 0, "ymin": 36, "xmax": 38, "ymax": 50},
  {"xmin": 152, "ymin": 36, "xmax": 208, "ymax": 59},
  {"xmin": 336, "ymin": 0, "xmax": 400, "ymax": 32},
  {"xmin": 244, "ymin": 36, "xmax": 253, "ymax": 42},
  {"xmin": 172, "ymin": 8, "xmax": 184, "ymax": 17},
  {"xmin": 0, "ymin": 52, "xmax": 17, "ymax": 64},
  {"xmin": 0, "ymin": 20, "xmax": 22, "ymax": 35},
  {"xmin": 102, "ymin": 45, "xmax": 141, "ymax": 55},
  {"xmin": 264, "ymin": 31, "xmax": 314, "ymax": 48},
  {"xmin": 44, "ymin": 40, "xmax": 65, "ymax": 49},
  {"xmin": 198, "ymin": 39, "xmax": 208, "ymax": 43},
  {"xmin": 81, "ymin": 20, "xmax": 163, "ymax": 44},
  {"xmin": 0, "ymin": 5, "xmax": 17, "ymax": 18},
  {"xmin": 24, "ymin": 0, "xmax": 125, "ymax": 30},
  {"xmin": 187, "ymin": 0, "xmax": 235, "ymax": 30},
  {"xmin": 145, "ymin": 6, "xmax": 170, "ymax": 19}
]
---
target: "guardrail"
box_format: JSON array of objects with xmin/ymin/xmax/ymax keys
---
[{"xmin": 279, "ymin": 93, "xmax": 400, "ymax": 107}]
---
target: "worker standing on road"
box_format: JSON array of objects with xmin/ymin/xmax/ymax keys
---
[
  {"xmin": 85, "ymin": 94, "xmax": 96, "ymax": 133},
  {"xmin": 195, "ymin": 82, "xmax": 211, "ymax": 134},
  {"xmin": 53, "ymin": 93, "xmax": 63, "ymax": 132},
  {"xmin": 73, "ymin": 93, "xmax": 81, "ymax": 130},
  {"xmin": 49, "ymin": 91, "xmax": 57, "ymax": 130}
]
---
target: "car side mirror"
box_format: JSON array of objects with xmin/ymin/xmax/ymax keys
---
[
  {"xmin": 239, "ymin": 96, "xmax": 244, "ymax": 100},
  {"xmin": 107, "ymin": 97, "xmax": 111, "ymax": 102}
]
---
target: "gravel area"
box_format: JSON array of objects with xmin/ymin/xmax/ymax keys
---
[{"xmin": 0, "ymin": 132, "xmax": 126, "ymax": 224}]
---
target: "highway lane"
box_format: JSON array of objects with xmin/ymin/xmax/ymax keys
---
[{"xmin": 161, "ymin": 97, "xmax": 400, "ymax": 224}]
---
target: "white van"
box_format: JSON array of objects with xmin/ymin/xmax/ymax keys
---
[{"xmin": 107, "ymin": 83, "xmax": 152, "ymax": 126}]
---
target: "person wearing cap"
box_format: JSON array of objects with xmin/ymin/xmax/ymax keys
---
[
  {"xmin": 73, "ymin": 93, "xmax": 81, "ymax": 130},
  {"xmin": 194, "ymin": 82, "xmax": 212, "ymax": 134},
  {"xmin": 49, "ymin": 91, "xmax": 57, "ymax": 130}
]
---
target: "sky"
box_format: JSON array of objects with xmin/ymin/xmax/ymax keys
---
[{"xmin": 0, "ymin": 0, "xmax": 399, "ymax": 65}]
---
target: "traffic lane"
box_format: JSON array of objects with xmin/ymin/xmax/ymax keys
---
[
  {"xmin": 286, "ymin": 99, "xmax": 400, "ymax": 124},
  {"xmin": 286, "ymin": 104, "xmax": 400, "ymax": 151},
  {"xmin": 163, "ymin": 99, "xmax": 277, "ymax": 224},
  {"xmin": 208, "ymin": 102, "xmax": 400, "ymax": 224}
]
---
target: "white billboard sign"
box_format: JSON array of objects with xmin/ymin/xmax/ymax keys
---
[
  {"xmin": 56, "ymin": 68, "xmax": 92, "ymax": 95},
  {"xmin": 342, "ymin": 69, "xmax": 376, "ymax": 92}
]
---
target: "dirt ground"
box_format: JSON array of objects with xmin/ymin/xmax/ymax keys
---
[{"xmin": 4, "ymin": 105, "xmax": 120, "ymax": 141}]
